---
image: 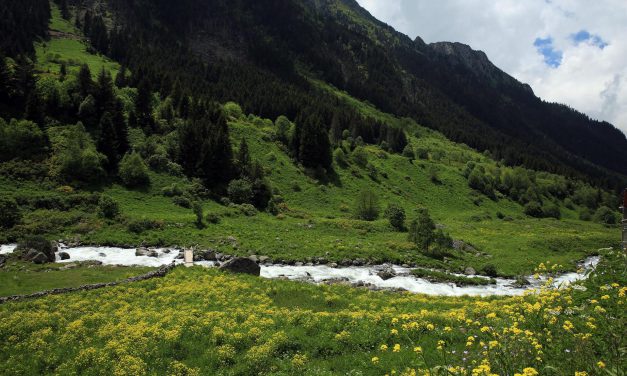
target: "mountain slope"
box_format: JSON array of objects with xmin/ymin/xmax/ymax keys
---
[{"xmin": 73, "ymin": 0, "xmax": 627, "ymax": 188}]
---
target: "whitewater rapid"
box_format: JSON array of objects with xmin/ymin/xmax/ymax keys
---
[{"xmin": 0, "ymin": 244, "xmax": 599, "ymax": 297}]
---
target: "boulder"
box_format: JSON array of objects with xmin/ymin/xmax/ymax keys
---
[
  {"xmin": 98, "ymin": 252, "xmax": 107, "ymax": 257},
  {"xmin": 295, "ymin": 261, "xmax": 303, "ymax": 267},
  {"xmin": 135, "ymin": 247, "xmax": 149, "ymax": 257},
  {"xmin": 175, "ymin": 251, "xmax": 184, "ymax": 260},
  {"xmin": 464, "ymin": 267, "xmax": 476, "ymax": 276},
  {"xmin": 0, "ymin": 255, "xmax": 5, "ymax": 267},
  {"xmin": 258, "ymin": 256, "xmax": 270, "ymax": 264},
  {"xmin": 219, "ymin": 257, "xmax": 260, "ymax": 276},
  {"xmin": 59, "ymin": 262, "xmax": 78, "ymax": 270},
  {"xmin": 58, "ymin": 252, "xmax": 70, "ymax": 260},
  {"xmin": 329, "ymin": 262, "xmax": 338, "ymax": 268},
  {"xmin": 377, "ymin": 265, "xmax": 396, "ymax": 280},
  {"xmin": 340, "ymin": 259, "xmax": 352, "ymax": 266},
  {"xmin": 30, "ymin": 252, "xmax": 50, "ymax": 264},
  {"xmin": 249, "ymin": 255, "xmax": 259, "ymax": 263},
  {"xmin": 193, "ymin": 249, "xmax": 216, "ymax": 262},
  {"xmin": 147, "ymin": 250, "xmax": 159, "ymax": 258}
]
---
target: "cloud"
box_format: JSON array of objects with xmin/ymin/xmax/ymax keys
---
[
  {"xmin": 355, "ymin": 0, "xmax": 627, "ymax": 135},
  {"xmin": 534, "ymin": 37, "xmax": 563, "ymax": 68}
]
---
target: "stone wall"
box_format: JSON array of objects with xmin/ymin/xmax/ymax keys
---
[{"xmin": 0, "ymin": 263, "xmax": 177, "ymax": 305}]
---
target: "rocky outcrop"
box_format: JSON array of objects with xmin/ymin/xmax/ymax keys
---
[{"xmin": 219, "ymin": 257, "xmax": 260, "ymax": 276}]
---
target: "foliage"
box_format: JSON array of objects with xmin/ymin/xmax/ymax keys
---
[
  {"xmin": 593, "ymin": 206, "xmax": 619, "ymax": 225},
  {"xmin": 48, "ymin": 124, "xmax": 106, "ymax": 184},
  {"xmin": 227, "ymin": 179, "xmax": 253, "ymax": 205},
  {"xmin": 354, "ymin": 189, "xmax": 379, "ymax": 221},
  {"xmin": 0, "ymin": 118, "xmax": 47, "ymax": 162},
  {"xmin": 97, "ymin": 195, "xmax": 120, "ymax": 219},
  {"xmin": 408, "ymin": 208, "xmax": 436, "ymax": 252},
  {"xmin": 0, "ymin": 197, "xmax": 21, "ymax": 229},
  {"xmin": 384, "ymin": 203, "xmax": 406, "ymax": 231},
  {"xmin": 119, "ymin": 152, "xmax": 150, "ymax": 188},
  {"xmin": 192, "ymin": 201, "xmax": 204, "ymax": 228}
]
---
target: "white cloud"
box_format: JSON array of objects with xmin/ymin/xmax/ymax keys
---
[{"xmin": 356, "ymin": 0, "xmax": 627, "ymax": 135}]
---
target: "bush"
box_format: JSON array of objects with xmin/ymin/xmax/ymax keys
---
[
  {"xmin": 384, "ymin": 203, "xmax": 406, "ymax": 231},
  {"xmin": 593, "ymin": 206, "xmax": 619, "ymax": 225},
  {"xmin": 162, "ymin": 183, "xmax": 184, "ymax": 197},
  {"xmin": 579, "ymin": 208, "xmax": 593, "ymax": 221},
  {"xmin": 541, "ymin": 203, "xmax": 561, "ymax": 219},
  {"xmin": 192, "ymin": 202, "xmax": 204, "ymax": 228},
  {"xmin": 172, "ymin": 196, "xmax": 192, "ymax": 208},
  {"xmin": 524, "ymin": 201, "xmax": 543, "ymax": 218},
  {"xmin": 119, "ymin": 152, "xmax": 150, "ymax": 188},
  {"xmin": 0, "ymin": 197, "xmax": 21, "ymax": 229},
  {"xmin": 238, "ymin": 204, "xmax": 258, "ymax": 217},
  {"xmin": 0, "ymin": 118, "xmax": 47, "ymax": 162},
  {"xmin": 482, "ymin": 264, "xmax": 498, "ymax": 278},
  {"xmin": 333, "ymin": 147, "xmax": 347, "ymax": 167},
  {"xmin": 227, "ymin": 179, "xmax": 253, "ymax": 204},
  {"xmin": 267, "ymin": 195, "xmax": 285, "ymax": 215},
  {"xmin": 127, "ymin": 219, "xmax": 163, "ymax": 233},
  {"xmin": 223, "ymin": 102, "xmax": 244, "ymax": 119},
  {"xmin": 402, "ymin": 145, "xmax": 414, "ymax": 159},
  {"xmin": 351, "ymin": 147, "xmax": 369, "ymax": 167},
  {"xmin": 206, "ymin": 212, "xmax": 221, "ymax": 224},
  {"xmin": 354, "ymin": 189, "xmax": 379, "ymax": 221},
  {"xmin": 408, "ymin": 208, "xmax": 436, "ymax": 251},
  {"xmin": 98, "ymin": 195, "xmax": 120, "ymax": 219},
  {"xmin": 16, "ymin": 235, "xmax": 54, "ymax": 260},
  {"xmin": 433, "ymin": 229, "xmax": 453, "ymax": 249},
  {"xmin": 415, "ymin": 148, "xmax": 429, "ymax": 160}
]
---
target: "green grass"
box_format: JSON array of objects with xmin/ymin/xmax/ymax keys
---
[
  {"xmin": 35, "ymin": 2, "xmax": 119, "ymax": 77},
  {"xmin": 0, "ymin": 262, "xmax": 153, "ymax": 297},
  {"xmin": 0, "ymin": 248, "xmax": 623, "ymax": 375}
]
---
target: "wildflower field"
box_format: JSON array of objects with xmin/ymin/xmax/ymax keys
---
[{"xmin": 0, "ymin": 249, "xmax": 624, "ymax": 376}]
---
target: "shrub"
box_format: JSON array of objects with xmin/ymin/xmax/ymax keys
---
[
  {"xmin": 238, "ymin": 204, "xmax": 258, "ymax": 217},
  {"xmin": 98, "ymin": 195, "xmax": 119, "ymax": 219},
  {"xmin": 162, "ymin": 183, "xmax": 184, "ymax": 197},
  {"xmin": 384, "ymin": 203, "xmax": 406, "ymax": 231},
  {"xmin": 579, "ymin": 208, "xmax": 593, "ymax": 221},
  {"xmin": 333, "ymin": 147, "xmax": 348, "ymax": 167},
  {"xmin": 119, "ymin": 152, "xmax": 150, "ymax": 188},
  {"xmin": 408, "ymin": 208, "xmax": 436, "ymax": 251},
  {"xmin": 223, "ymin": 102, "xmax": 244, "ymax": 119},
  {"xmin": 354, "ymin": 189, "xmax": 379, "ymax": 221},
  {"xmin": 16, "ymin": 235, "xmax": 54, "ymax": 260},
  {"xmin": 482, "ymin": 264, "xmax": 498, "ymax": 278},
  {"xmin": 351, "ymin": 147, "xmax": 368, "ymax": 167},
  {"xmin": 415, "ymin": 148, "xmax": 429, "ymax": 160},
  {"xmin": 172, "ymin": 196, "xmax": 192, "ymax": 209},
  {"xmin": 524, "ymin": 201, "xmax": 543, "ymax": 218},
  {"xmin": 227, "ymin": 179, "xmax": 253, "ymax": 204},
  {"xmin": 541, "ymin": 203, "xmax": 561, "ymax": 219},
  {"xmin": 593, "ymin": 206, "xmax": 619, "ymax": 225},
  {"xmin": 402, "ymin": 145, "xmax": 415, "ymax": 159},
  {"xmin": 0, "ymin": 197, "xmax": 21, "ymax": 229},
  {"xmin": 267, "ymin": 195, "xmax": 285, "ymax": 215},
  {"xmin": 206, "ymin": 212, "xmax": 221, "ymax": 224},
  {"xmin": 0, "ymin": 118, "xmax": 47, "ymax": 162},
  {"xmin": 127, "ymin": 219, "xmax": 162, "ymax": 233},
  {"xmin": 433, "ymin": 229, "xmax": 453, "ymax": 249},
  {"xmin": 192, "ymin": 202, "xmax": 204, "ymax": 228}
]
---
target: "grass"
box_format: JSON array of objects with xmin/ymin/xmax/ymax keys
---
[
  {"xmin": 35, "ymin": 2, "xmax": 119, "ymax": 77},
  {"xmin": 0, "ymin": 248, "xmax": 623, "ymax": 375},
  {"xmin": 0, "ymin": 261, "xmax": 153, "ymax": 297}
]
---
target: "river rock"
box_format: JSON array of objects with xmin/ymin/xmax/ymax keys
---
[
  {"xmin": 59, "ymin": 262, "xmax": 78, "ymax": 270},
  {"xmin": 219, "ymin": 257, "xmax": 260, "ymax": 276},
  {"xmin": 249, "ymin": 255, "xmax": 259, "ymax": 263},
  {"xmin": 135, "ymin": 247, "xmax": 149, "ymax": 256},
  {"xmin": 377, "ymin": 266, "xmax": 396, "ymax": 280},
  {"xmin": 329, "ymin": 262, "xmax": 338, "ymax": 268},
  {"xmin": 464, "ymin": 267, "xmax": 476, "ymax": 276},
  {"xmin": 340, "ymin": 259, "xmax": 352, "ymax": 266},
  {"xmin": 30, "ymin": 252, "xmax": 50, "ymax": 264},
  {"xmin": 295, "ymin": 261, "xmax": 303, "ymax": 267},
  {"xmin": 147, "ymin": 250, "xmax": 158, "ymax": 258},
  {"xmin": 258, "ymin": 256, "xmax": 270, "ymax": 264},
  {"xmin": 58, "ymin": 252, "xmax": 70, "ymax": 260},
  {"xmin": 98, "ymin": 252, "xmax": 107, "ymax": 257}
]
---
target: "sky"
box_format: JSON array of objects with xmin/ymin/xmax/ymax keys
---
[{"xmin": 355, "ymin": 0, "xmax": 627, "ymax": 135}]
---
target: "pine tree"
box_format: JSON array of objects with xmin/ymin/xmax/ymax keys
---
[
  {"xmin": 77, "ymin": 64, "xmax": 93, "ymax": 98},
  {"xmin": 236, "ymin": 138, "xmax": 251, "ymax": 177},
  {"xmin": 59, "ymin": 62, "xmax": 67, "ymax": 81},
  {"xmin": 135, "ymin": 79, "xmax": 153, "ymax": 132},
  {"xmin": 298, "ymin": 114, "xmax": 332, "ymax": 169},
  {"xmin": 59, "ymin": 0, "xmax": 70, "ymax": 20},
  {"xmin": 98, "ymin": 112, "xmax": 118, "ymax": 172},
  {"xmin": 114, "ymin": 66, "xmax": 127, "ymax": 88},
  {"xmin": 94, "ymin": 68, "xmax": 115, "ymax": 116}
]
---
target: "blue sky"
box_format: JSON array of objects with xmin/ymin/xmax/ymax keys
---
[{"xmin": 356, "ymin": 0, "xmax": 627, "ymax": 135}]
